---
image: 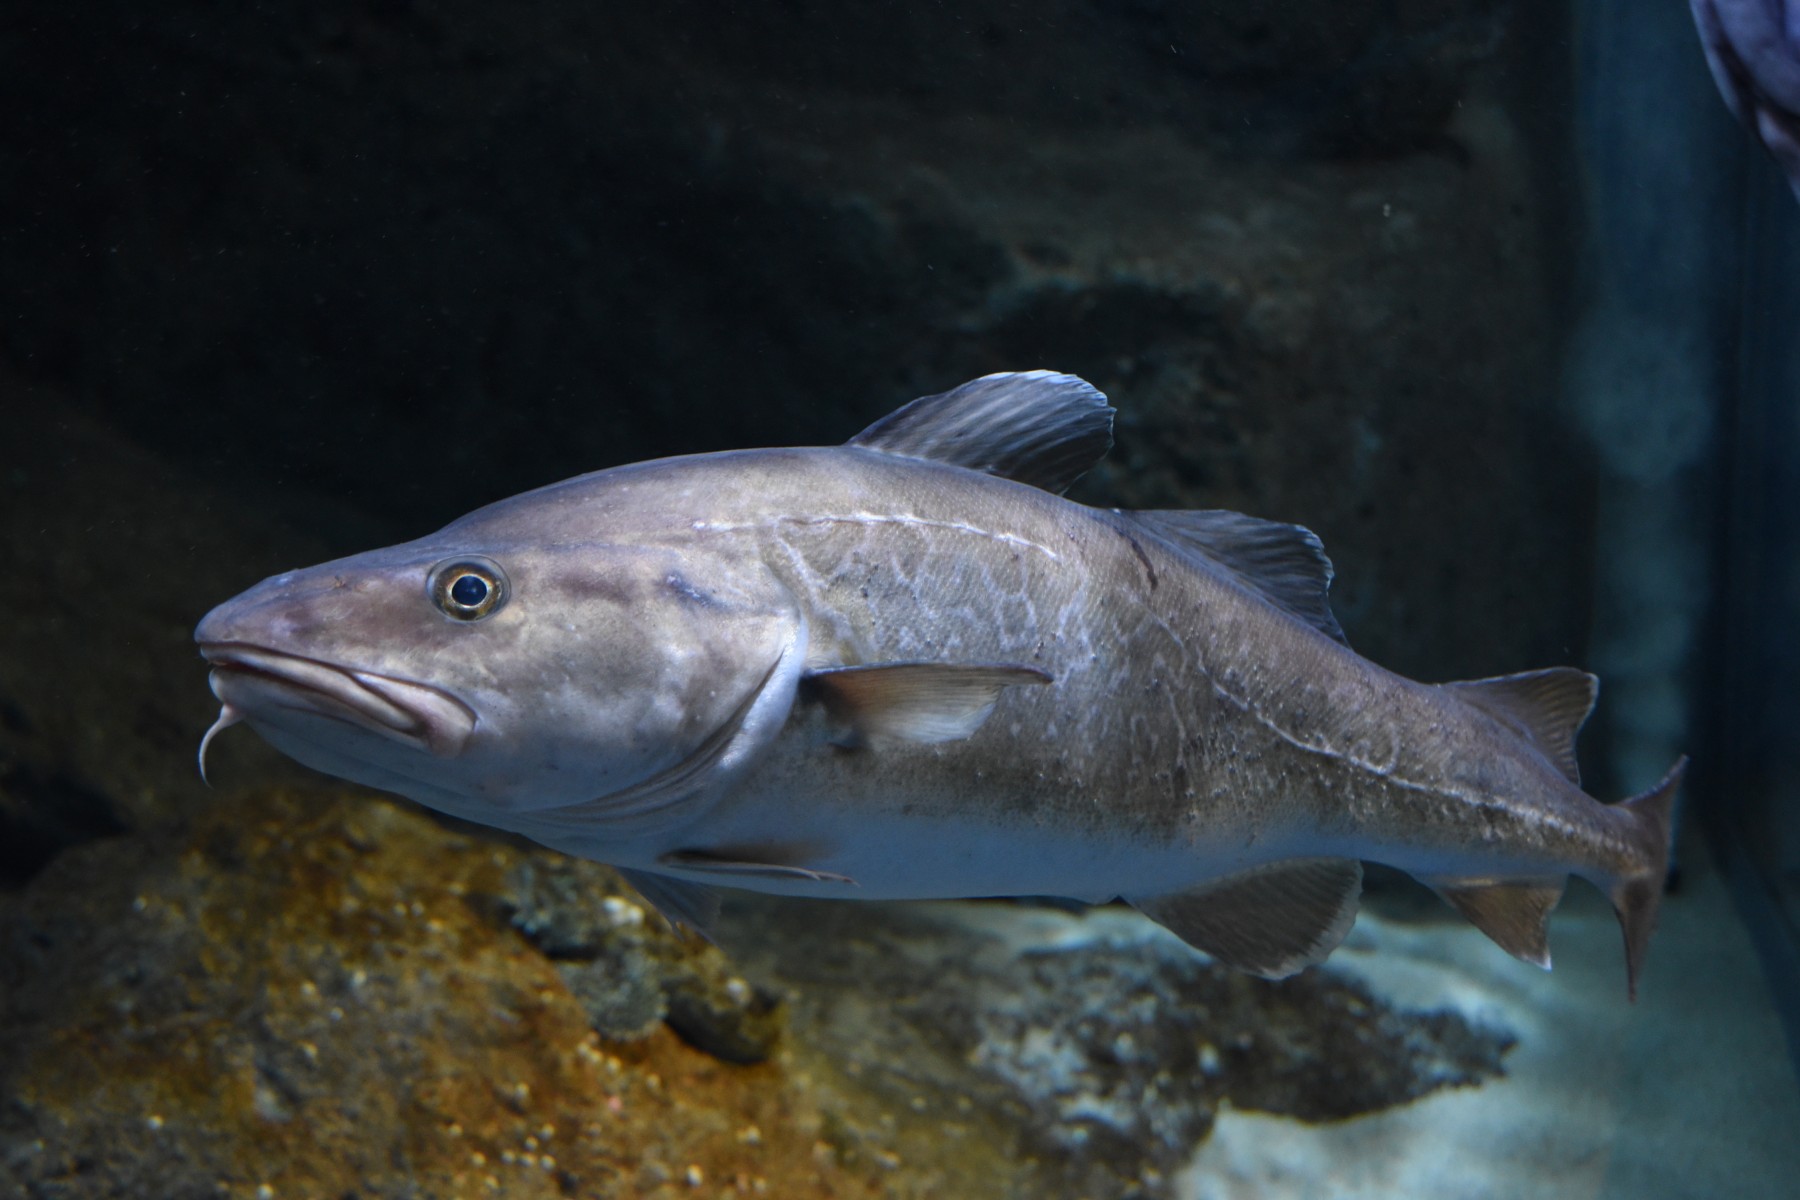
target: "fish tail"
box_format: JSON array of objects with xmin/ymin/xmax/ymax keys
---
[{"xmin": 1607, "ymin": 755, "xmax": 1687, "ymax": 1002}]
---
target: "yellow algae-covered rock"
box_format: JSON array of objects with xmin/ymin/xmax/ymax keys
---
[
  {"xmin": 0, "ymin": 788, "xmax": 1003, "ymax": 1199},
  {"xmin": 0, "ymin": 781, "xmax": 1517, "ymax": 1200},
  {"xmin": 497, "ymin": 855, "xmax": 786, "ymax": 1065}
]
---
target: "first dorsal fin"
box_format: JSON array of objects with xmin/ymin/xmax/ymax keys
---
[
  {"xmin": 847, "ymin": 371, "xmax": 1114, "ymax": 494},
  {"xmin": 1126, "ymin": 509, "xmax": 1348, "ymax": 646},
  {"xmin": 1439, "ymin": 668, "xmax": 1597, "ymax": 785}
]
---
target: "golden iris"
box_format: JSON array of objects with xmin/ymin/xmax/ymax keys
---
[{"xmin": 429, "ymin": 558, "xmax": 507, "ymax": 621}]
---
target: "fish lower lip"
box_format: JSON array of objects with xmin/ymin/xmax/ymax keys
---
[{"xmin": 198, "ymin": 642, "xmax": 476, "ymax": 754}]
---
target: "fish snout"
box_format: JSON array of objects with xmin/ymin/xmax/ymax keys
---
[
  {"xmin": 197, "ymin": 641, "xmax": 478, "ymax": 759},
  {"xmin": 192, "ymin": 567, "xmax": 330, "ymax": 649},
  {"xmin": 193, "ymin": 596, "xmax": 242, "ymax": 650}
]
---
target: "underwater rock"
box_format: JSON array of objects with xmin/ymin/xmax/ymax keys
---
[
  {"xmin": 0, "ymin": 775, "xmax": 1512, "ymax": 1200},
  {"xmin": 500, "ymin": 857, "xmax": 785, "ymax": 1064},
  {"xmin": 0, "ymin": 789, "xmax": 1007, "ymax": 1199},
  {"xmin": 720, "ymin": 898, "xmax": 1514, "ymax": 1199}
]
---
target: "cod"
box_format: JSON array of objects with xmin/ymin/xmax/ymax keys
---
[{"xmin": 196, "ymin": 372, "xmax": 1684, "ymax": 996}]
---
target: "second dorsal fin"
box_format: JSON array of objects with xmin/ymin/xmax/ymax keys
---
[
  {"xmin": 1438, "ymin": 667, "xmax": 1598, "ymax": 785},
  {"xmin": 1125, "ymin": 508, "xmax": 1349, "ymax": 646},
  {"xmin": 847, "ymin": 371, "xmax": 1114, "ymax": 494}
]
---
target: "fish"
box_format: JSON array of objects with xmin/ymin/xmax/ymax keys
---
[
  {"xmin": 195, "ymin": 371, "xmax": 1685, "ymax": 997},
  {"xmin": 1692, "ymin": 0, "xmax": 1800, "ymax": 200}
]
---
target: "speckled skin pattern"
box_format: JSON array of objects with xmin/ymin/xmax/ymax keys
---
[{"xmin": 199, "ymin": 443, "xmax": 1656, "ymax": 910}]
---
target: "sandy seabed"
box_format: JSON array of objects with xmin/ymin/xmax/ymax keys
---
[{"xmin": 1178, "ymin": 841, "xmax": 1800, "ymax": 1200}]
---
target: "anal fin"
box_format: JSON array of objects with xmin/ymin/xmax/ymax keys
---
[
  {"xmin": 1126, "ymin": 858, "xmax": 1363, "ymax": 979},
  {"xmin": 1428, "ymin": 876, "xmax": 1566, "ymax": 970}
]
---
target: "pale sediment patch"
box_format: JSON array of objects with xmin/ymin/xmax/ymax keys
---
[{"xmin": 1177, "ymin": 841, "xmax": 1800, "ymax": 1200}]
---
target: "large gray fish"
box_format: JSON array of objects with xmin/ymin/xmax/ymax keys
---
[{"xmin": 196, "ymin": 372, "xmax": 1684, "ymax": 996}]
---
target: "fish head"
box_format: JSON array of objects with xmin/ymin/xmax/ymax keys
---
[{"xmin": 195, "ymin": 532, "xmax": 799, "ymax": 824}]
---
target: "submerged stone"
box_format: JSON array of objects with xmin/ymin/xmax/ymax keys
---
[
  {"xmin": 721, "ymin": 898, "xmax": 1514, "ymax": 1198},
  {"xmin": 0, "ymin": 783, "xmax": 1515, "ymax": 1200},
  {"xmin": 0, "ymin": 790, "xmax": 991, "ymax": 1198},
  {"xmin": 500, "ymin": 857, "xmax": 785, "ymax": 1063}
]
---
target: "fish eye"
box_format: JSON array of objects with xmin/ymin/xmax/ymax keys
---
[{"xmin": 429, "ymin": 558, "xmax": 508, "ymax": 621}]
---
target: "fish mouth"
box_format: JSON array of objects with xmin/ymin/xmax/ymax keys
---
[{"xmin": 198, "ymin": 642, "xmax": 478, "ymax": 762}]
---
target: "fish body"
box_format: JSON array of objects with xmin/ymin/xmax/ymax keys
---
[
  {"xmin": 197, "ymin": 372, "xmax": 1683, "ymax": 993},
  {"xmin": 1692, "ymin": 0, "xmax": 1800, "ymax": 200}
]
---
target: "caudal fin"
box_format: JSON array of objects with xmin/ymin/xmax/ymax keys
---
[{"xmin": 1608, "ymin": 756, "xmax": 1687, "ymax": 1001}]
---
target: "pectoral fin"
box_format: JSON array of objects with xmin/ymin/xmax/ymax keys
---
[
  {"xmin": 1428, "ymin": 875, "xmax": 1566, "ymax": 970},
  {"xmin": 1126, "ymin": 858, "xmax": 1363, "ymax": 978},
  {"xmin": 804, "ymin": 662, "xmax": 1052, "ymax": 746},
  {"xmin": 660, "ymin": 849, "xmax": 857, "ymax": 886}
]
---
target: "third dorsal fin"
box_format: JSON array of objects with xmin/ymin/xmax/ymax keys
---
[
  {"xmin": 1438, "ymin": 667, "xmax": 1598, "ymax": 785},
  {"xmin": 847, "ymin": 371, "xmax": 1114, "ymax": 494}
]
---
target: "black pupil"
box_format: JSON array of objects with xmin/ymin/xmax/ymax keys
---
[{"xmin": 450, "ymin": 573, "xmax": 489, "ymax": 608}]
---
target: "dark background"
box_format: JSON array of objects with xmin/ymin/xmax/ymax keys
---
[{"xmin": 0, "ymin": 0, "xmax": 1591, "ymax": 864}]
